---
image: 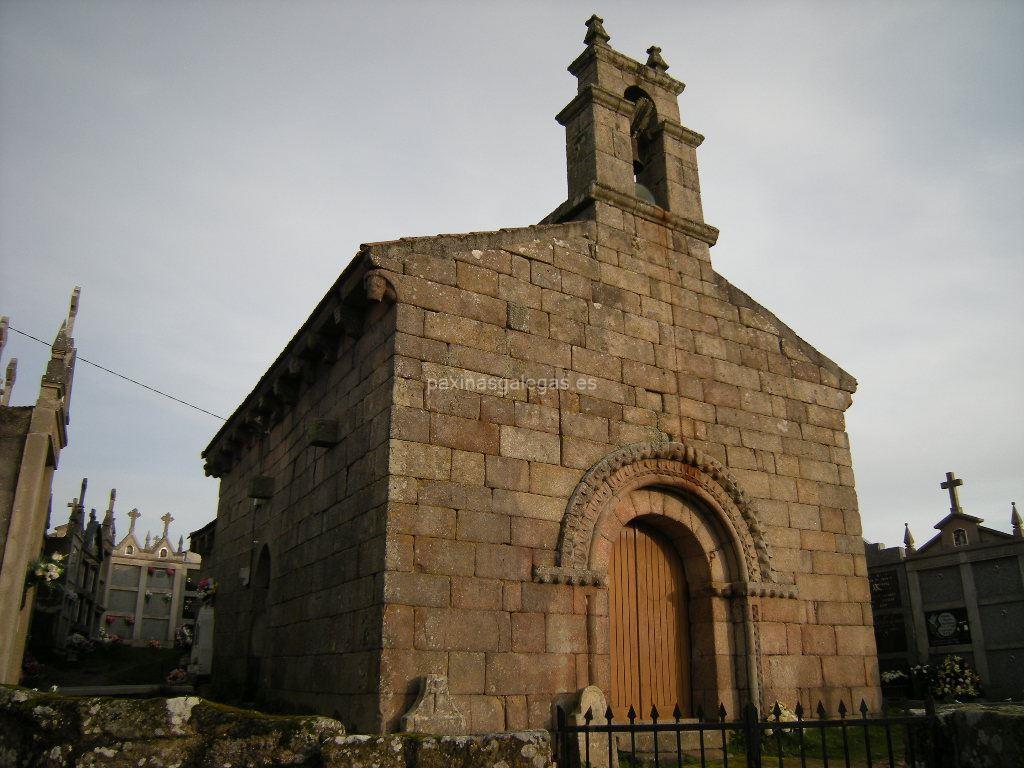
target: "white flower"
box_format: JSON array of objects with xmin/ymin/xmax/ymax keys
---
[{"xmin": 51, "ymin": 554, "xmax": 64, "ymax": 562}]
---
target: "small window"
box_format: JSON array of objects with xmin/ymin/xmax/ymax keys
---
[
  {"xmin": 953, "ymin": 528, "xmax": 968, "ymax": 547},
  {"xmin": 126, "ymin": 545, "xmax": 134, "ymax": 555},
  {"xmin": 159, "ymin": 548, "xmax": 168, "ymax": 558}
]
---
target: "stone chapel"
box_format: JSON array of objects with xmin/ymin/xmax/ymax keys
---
[{"xmin": 202, "ymin": 17, "xmax": 880, "ymax": 734}]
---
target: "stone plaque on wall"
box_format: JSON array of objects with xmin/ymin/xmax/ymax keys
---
[
  {"xmin": 919, "ymin": 566, "xmax": 964, "ymax": 606},
  {"xmin": 985, "ymin": 649, "xmax": 1024, "ymax": 700},
  {"xmin": 870, "ymin": 570, "xmax": 901, "ymax": 609},
  {"xmin": 875, "ymin": 612, "xmax": 908, "ymax": 653},
  {"xmin": 925, "ymin": 608, "xmax": 971, "ymax": 647},
  {"xmin": 979, "ymin": 602, "xmax": 1024, "ymax": 646},
  {"xmin": 972, "ymin": 557, "xmax": 1022, "ymax": 597}
]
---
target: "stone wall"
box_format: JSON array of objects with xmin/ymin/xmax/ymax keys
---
[
  {"xmin": 910, "ymin": 702, "xmax": 1024, "ymax": 768},
  {"xmin": 0, "ymin": 407, "xmax": 31, "ymax": 568},
  {"xmin": 0, "ymin": 687, "xmax": 553, "ymax": 768},
  {"xmin": 209, "ymin": 296, "xmax": 397, "ymax": 731}
]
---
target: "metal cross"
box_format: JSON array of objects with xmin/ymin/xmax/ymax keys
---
[{"xmin": 940, "ymin": 471, "xmax": 964, "ymax": 513}]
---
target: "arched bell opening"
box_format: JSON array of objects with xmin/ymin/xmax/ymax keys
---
[{"xmin": 624, "ymin": 85, "xmax": 668, "ymax": 209}]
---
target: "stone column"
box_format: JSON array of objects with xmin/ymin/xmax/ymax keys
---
[{"xmin": 959, "ymin": 557, "xmax": 990, "ymax": 682}]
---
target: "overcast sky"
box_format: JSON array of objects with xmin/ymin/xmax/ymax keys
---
[{"xmin": 1, "ymin": 1, "xmax": 1021, "ymax": 549}]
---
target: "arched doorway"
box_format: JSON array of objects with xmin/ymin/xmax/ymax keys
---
[{"xmin": 609, "ymin": 520, "xmax": 690, "ymax": 717}]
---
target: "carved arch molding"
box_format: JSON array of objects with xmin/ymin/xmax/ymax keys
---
[{"xmin": 533, "ymin": 441, "xmax": 798, "ymax": 599}]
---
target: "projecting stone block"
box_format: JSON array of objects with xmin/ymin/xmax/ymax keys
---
[
  {"xmin": 248, "ymin": 475, "xmax": 274, "ymax": 500},
  {"xmin": 400, "ymin": 674, "xmax": 467, "ymax": 735},
  {"xmin": 307, "ymin": 418, "xmax": 340, "ymax": 447}
]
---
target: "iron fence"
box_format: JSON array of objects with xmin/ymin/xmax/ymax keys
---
[{"xmin": 554, "ymin": 698, "xmax": 934, "ymax": 768}]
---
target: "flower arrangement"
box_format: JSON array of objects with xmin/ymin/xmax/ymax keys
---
[
  {"xmin": 931, "ymin": 655, "xmax": 981, "ymax": 700},
  {"xmin": 25, "ymin": 552, "xmax": 65, "ymax": 590},
  {"xmin": 166, "ymin": 567, "xmax": 175, "ymax": 576},
  {"xmin": 97, "ymin": 627, "xmax": 122, "ymax": 647},
  {"xmin": 147, "ymin": 639, "xmax": 163, "ymax": 649},
  {"xmin": 145, "ymin": 590, "xmax": 153, "ymax": 601},
  {"xmin": 104, "ymin": 614, "xmax": 117, "ymax": 625},
  {"xmin": 766, "ymin": 701, "xmax": 799, "ymax": 735},
  {"xmin": 196, "ymin": 577, "xmax": 217, "ymax": 602},
  {"xmin": 67, "ymin": 633, "xmax": 94, "ymax": 653},
  {"xmin": 175, "ymin": 624, "xmax": 194, "ymax": 650},
  {"xmin": 880, "ymin": 669, "xmax": 908, "ymax": 684},
  {"xmin": 910, "ymin": 656, "xmax": 981, "ymax": 700},
  {"xmin": 126, "ymin": 616, "xmax": 136, "ymax": 626},
  {"xmin": 147, "ymin": 566, "xmax": 155, "ymax": 575},
  {"xmin": 161, "ymin": 593, "xmax": 173, "ymax": 604},
  {"xmin": 165, "ymin": 667, "xmax": 188, "ymax": 685}
]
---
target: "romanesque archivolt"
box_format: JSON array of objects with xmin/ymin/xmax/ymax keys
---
[{"xmin": 535, "ymin": 441, "xmax": 796, "ymax": 597}]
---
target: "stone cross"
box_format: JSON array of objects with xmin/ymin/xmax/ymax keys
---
[
  {"xmin": 940, "ymin": 471, "xmax": 964, "ymax": 514},
  {"xmin": 161, "ymin": 512, "xmax": 174, "ymax": 540},
  {"xmin": 127, "ymin": 508, "xmax": 140, "ymax": 534}
]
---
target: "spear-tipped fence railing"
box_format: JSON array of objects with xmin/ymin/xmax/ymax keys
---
[{"xmin": 554, "ymin": 697, "xmax": 934, "ymax": 768}]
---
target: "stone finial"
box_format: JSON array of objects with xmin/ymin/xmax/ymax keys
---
[
  {"xmin": 1, "ymin": 357, "xmax": 16, "ymax": 406},
  {"xmin": 0, "ymin": 316, "xmax": 11, "ymax": 405},
  {"xmin": 177, "ymin": 535, "xmax": 184, "ymax": 553},
  {"xmin": 145, "ymin": 531, "xmax": 151, "ymax": 549},
  {"xmin": 65, "ymin": 287, "xmax": 81, "ymax": 337},
  {"xmin": 102, "ymin": 490, "xmax": 116, "ymax": 544},
  {"xmin": 903, "ymin": 522, "xmax": 916, "ymax": 552},
  {"xmin": 399, "ymin": 675, "xmax": 466, "ymax": 736},
  {"xmin": 1012, "ymin": 502, "xmax": 1022, "ymax": 538},
  {"xmin": 646, "ymin": 45, "xmax": 669, "ymax": 73},
  {"xmin": 127, "ymin": 507, "xmax": 140, "ymax": 535},
  {"xmin": 584, "ymin": 14, "xmax": 610, "ymax": 46}
]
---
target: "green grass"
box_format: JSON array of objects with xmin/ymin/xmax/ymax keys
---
[{"xmin": 593, "ymin": 719, "xmax": 914, "ymax": 767}]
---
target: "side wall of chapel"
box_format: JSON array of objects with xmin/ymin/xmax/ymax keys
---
[{"xmin": 210, "ymin": 302, "xmax": 396, "ymax": 732}]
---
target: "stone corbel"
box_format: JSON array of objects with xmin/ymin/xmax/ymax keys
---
[
  {"xmin": 709, "ymin": 581, "xmax": 799, "ymax": 600},
  {"xmin": 364, "ymin": 269, "xmax": 398, "ymax": 304},
  {"xmin": 533, "ymin": 564, "xmax": 606, "ymax": 587}
]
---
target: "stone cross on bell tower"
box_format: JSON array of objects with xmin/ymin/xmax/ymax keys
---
[
  {"xmin": 940, "ymin": 471, "xmax": 964, "ymax": 514},
  {"xmin": 127, "ymin": 508, "xmax": 141, "ymax": 535}
]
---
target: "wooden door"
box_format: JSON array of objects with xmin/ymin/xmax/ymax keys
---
[{"xmin": 609, "ymin": 521, "xmax": 690, "ymax": 717}]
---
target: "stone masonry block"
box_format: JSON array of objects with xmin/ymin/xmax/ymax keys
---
[{"xmin": 500, "ymin": 426, "xmax": 560, "ymax": 463}]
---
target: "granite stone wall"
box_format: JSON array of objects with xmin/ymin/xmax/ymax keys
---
[
  {"xmin": 210, "ymin": 300, "xmax": 396, "ymax": 732},
  {"xmin": 0, "ymin": 687, "xmax": 553, "ymax": 768}
]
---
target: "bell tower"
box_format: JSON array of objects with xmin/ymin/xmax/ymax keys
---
[{"xmin": 545, "ymin": 15, "xmax": 718, "ymax": 248}]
